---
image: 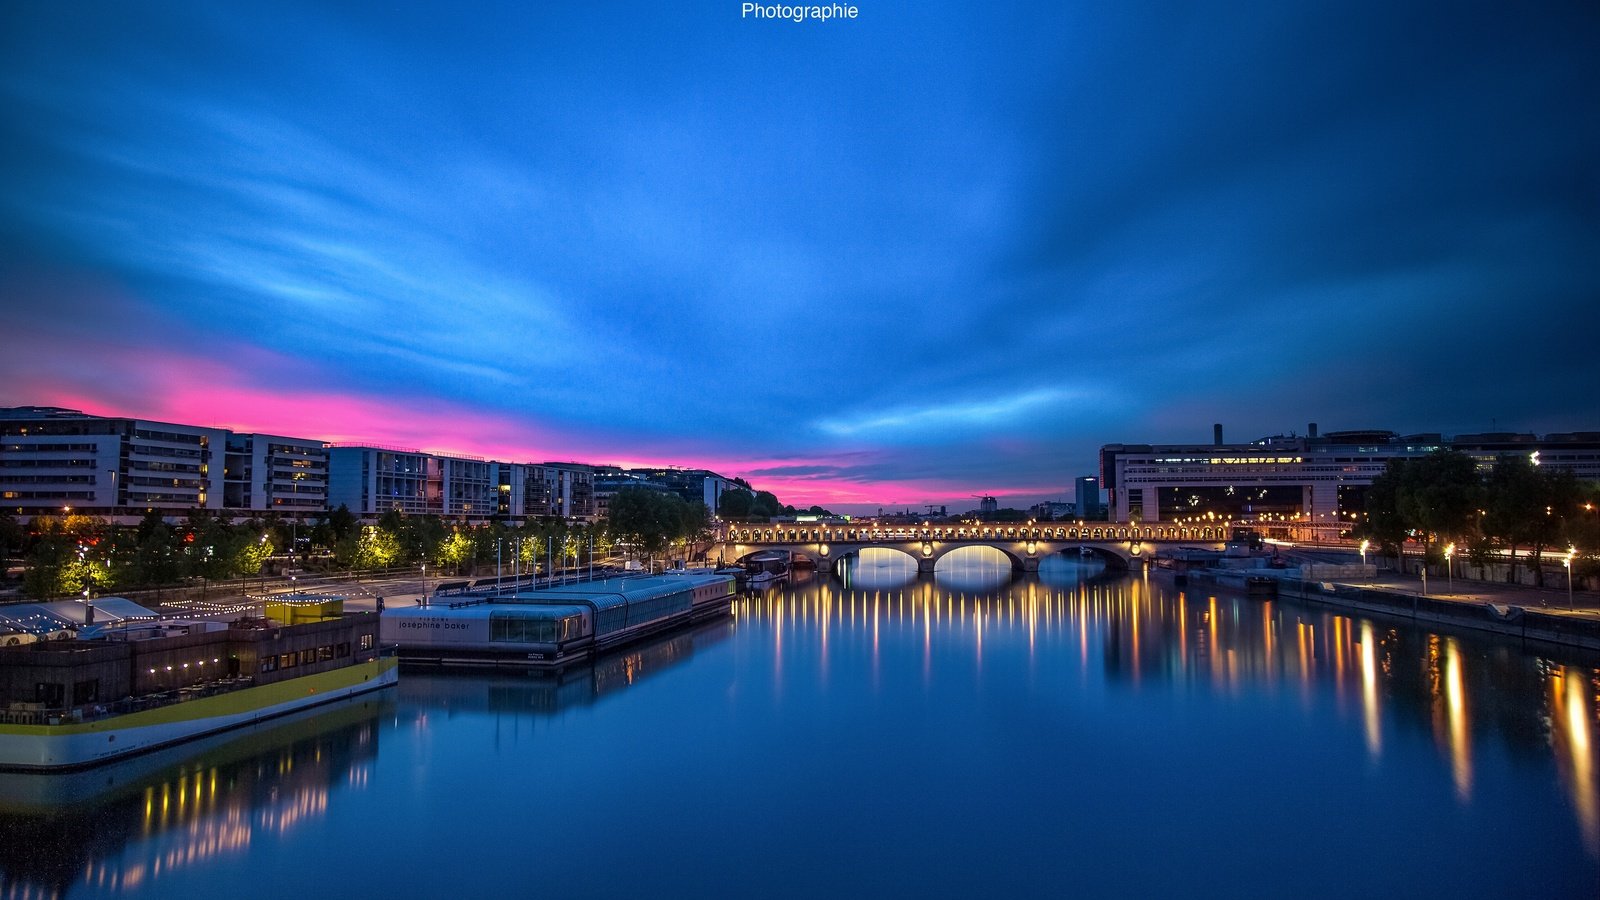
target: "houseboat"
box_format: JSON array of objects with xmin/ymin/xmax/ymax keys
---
[
  {"xmin": 742, "ymin": 550, "xmax": 791, "ymax": 586},
  {"xmin": 381, "ymin": 570, "xmax": 736, "ymax": 668},
  {"xmin": 0, "ymin": 596, "xmax": 395, "ymax": 772}
]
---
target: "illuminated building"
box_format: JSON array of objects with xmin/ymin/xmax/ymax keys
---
[{"xmin": 1100, "ymin": 423, "xmax": 1600, "ymax": 534}]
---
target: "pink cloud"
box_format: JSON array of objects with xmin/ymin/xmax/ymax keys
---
[{"xmin": 2, "ymin": 328, "xmax": 1060, "ymax": 514}]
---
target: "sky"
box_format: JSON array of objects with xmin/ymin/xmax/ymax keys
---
[{"xmin": 2, "ymin": 1, "xmax": 1597, "ymax": 515}]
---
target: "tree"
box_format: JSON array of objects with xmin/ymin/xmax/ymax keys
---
[
  {"xmin": 131, "ymin": 510, "xmax": 182, "ymax": 586},
  {"xmin": 1395, "ymin": 450, "xmax": 1482, "ymax": 565},
  {"xmin": 0, "ymin": 511, "xmax": 22, "ymax": 574},
  {"xmin": 435, "ymin": 530, "xmax": 475, "ymax": 574},
  {"xmin": 1526, "ymin": 467, "xmax": 1580, "ymax": 587},
  {"xmin": 1358, "ymin": 460, "xmax": 1411, "ymax": 566},
  {"xmin": 1483, "ymin": 456, "xmax": 1543, "ymax": 583},
  {"xmin": 234, "ymin": 533, "xmax": 274, "ymax": 576},
  {"xmin": 718, "ymin": 488, "xmax": 754, "ymax": 518},
  {"xmin": 608, "ymin": 487, "xmax": 691, "ymax": 563},
  {"xmin": 327, "ymin": 504, "xmax": 359, "ymax": 542},
  {"xmin": 353, "ymin": 525, "xmax": 402, "ymax": 569},
  {"xmin": 752, "ymin": 491, "xmax": 781, "ymax": 518},
  {"xmin": 1360, "ymin": 451, "xmax": 1482, "ymax": 572}
]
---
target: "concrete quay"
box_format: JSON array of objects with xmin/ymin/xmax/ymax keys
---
[{"xmin": 1176, "ymin": 566, "xmax": 1600, "ymax": 653}]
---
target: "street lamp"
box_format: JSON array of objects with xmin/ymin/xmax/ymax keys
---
[
  {"xmin": 1359, "ymin": 539, "xmax": 1369, "ymax": 568},
  {"xmin": 1444, "ymin": 543, "xmax": 1455, "ymax": 594},
  {"xmin": 1567, "ymin": 547, "xmax": 1577, "ymax": 611}
]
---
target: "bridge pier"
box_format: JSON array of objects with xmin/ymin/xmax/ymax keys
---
[
  {"xmin": 918, "ymin": 556, "xmax": 936, "ymax": 575},
  {"xmin": 1022, "ymin": 556, "xmax": 1040, "ymax": 574}
]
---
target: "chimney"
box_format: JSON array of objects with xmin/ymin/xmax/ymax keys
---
[
  {"xmin": 1308, "ymin": 422, "xmax": 1318, "ymax": 438},
  {"xmin": 1213, "ymin": 423, "xmax": 1224, "ymax": 446}
]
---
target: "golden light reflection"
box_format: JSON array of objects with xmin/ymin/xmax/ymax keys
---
[
  {"xmin": 729, "ymin": 573, "xmax": 1600, "ymax": 854},
  {"xmin": 1444, "ymin": 639, "xmax": 1472, "ymax": 801},
  {"xmin": 1360, "ymin": 622, "xmax": 1382, "ymax": 759},
  {"xmin": 1552, "ymin": 665, "xmax": 1598, "ymax": 854}
]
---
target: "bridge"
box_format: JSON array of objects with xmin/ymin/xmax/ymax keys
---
[{"xmin": 713, "ymin": 522, "xmax": 1230, "ymax": 575}]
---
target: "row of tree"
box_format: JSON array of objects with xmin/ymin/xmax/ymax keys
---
[
  {"xmin": 715, "ymin": 480, "xmax": 833, "ymax": 520},
  {"xmin": 4, "ymin": 507, "xmax": 618, "ymax": 600},
  {"xmin": 3, "ymin": 479, "xmax": 775, "ymax": 599},
  {"xmin": 1359, "ymin": 451, "xmax": 1598, "ymax": 585}
]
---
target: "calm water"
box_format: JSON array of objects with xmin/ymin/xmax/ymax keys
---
[{"xmin": 3, "ymin": 551, "xmax": 1598, "ymax": 898}]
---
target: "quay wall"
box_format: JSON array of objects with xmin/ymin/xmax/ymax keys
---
[{"xmin": 1182, "ymin": 568, "xmax": 1600, "ymax": 653}]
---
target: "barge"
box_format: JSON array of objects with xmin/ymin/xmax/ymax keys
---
[
  {"xmin": 382, "ymin": 570, "xmax": 736, "ymax": 668},
  {"xmin": 0, "ymin": 601, "xmax": 395, "ymax": 772}
]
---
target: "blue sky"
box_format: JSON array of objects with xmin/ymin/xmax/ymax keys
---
[{"xmin": 2, "ymin": 1, "xmax": 1597, "ymax": 513}]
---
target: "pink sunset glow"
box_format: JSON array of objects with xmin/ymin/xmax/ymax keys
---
[{"xmin": 6, "ymin": 335, "xmax": 1038, "ymax": 513}]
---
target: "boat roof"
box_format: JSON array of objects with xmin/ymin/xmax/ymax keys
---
[
  {"xmin": 382, "ymin": 602, "xmax": 590, "ymax": 621},
  {"xmin": 0, "ymin": 598, "xmax": 160, "ymax": 633},
  {"xmin": 402, "ymin": 571, "xmax": 733, "ymax": 615}
]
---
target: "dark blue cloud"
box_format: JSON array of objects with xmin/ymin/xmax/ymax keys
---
[{"xmin": 2, "ymin": 0, "xmax": 1596, "ymax": 510}]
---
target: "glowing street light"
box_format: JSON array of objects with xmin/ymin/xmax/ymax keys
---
[
  {"xmin": 1359, "ymin": 539, "xmax": 1369, "ymax": 568},
  {"xmin": 1444, "ymin": 543, "xmax": 1455, "ymax": 594},
  {"xmin": 1566, "ymin": 547, "xmax": 1577, "ymax": 611}
]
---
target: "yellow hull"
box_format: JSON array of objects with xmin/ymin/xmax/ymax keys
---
[{"xmin": 0, "ymin": 658, "xmax": 398, "ymax": 771}]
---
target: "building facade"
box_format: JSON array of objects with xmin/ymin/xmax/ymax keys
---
[
  {"xmin": 493, "ymin": 462, "xmax": 598, "ymax": 521},
  {"xmin": 1074, "ymin": 476, "xmax": 1102, "ymax": 520},
  {"xmin": 1100, "ymin": 425, "xmax": 1600, "ymax": 536},
  {"xmin": 327, "ymin": 446, "xmax": 435, "ymax": 517},
  {"xmin": 1, "ymin": 407, "xmax": 228, "ymax": 518},
  {"xmin": 223, "ymin": 433, "xmax": 329, "ymax": 516}
]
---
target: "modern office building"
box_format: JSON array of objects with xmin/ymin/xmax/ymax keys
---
[
  {"xmin": 1, "ymin": 407, "xmax": 228, "ymax": 518},
  {"xmin": 324, "ymin": 446, "xmax": 497, "ymax": 519},
  {"xmin": 541, "ymin": 462, "xmax": 596, "ymax": 519},
  {"xmin": 1074, "ymin": 476, "xmax": 1102, "ymax": 520},
  {"xmin": 591, "ymin": 468, "xmax": 671, "ymax": 520},
  {"xmin": 223, "ymin": 433, "xmax": 329, "ymax": 515},
  {"xmin": 1100, "ymin": 424, "xmax": 1600, "ymax": 534},
  {"xmin": 493, "ymin": 461, "xmax": 598, "ymax": 521},
  {"xmin": 327, "ymin": 445, "xmax": 431, "ymax": 517},
  {"xmin": 626, "ymin": 467, "xmax": 730, "ymax": 512}
]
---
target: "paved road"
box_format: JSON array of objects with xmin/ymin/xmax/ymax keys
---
[{"xmin": 1276, "ymin": 545, "xmax": 1598, "ymax": 617}]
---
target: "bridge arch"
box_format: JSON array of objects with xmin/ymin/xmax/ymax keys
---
[
  {"xmin": 828, "ymin": 545, "xmax": 920, "ymax": 576},
  {"xmin": 929, "ymin": 542, "xmax": 1026, "ymax": 573}
]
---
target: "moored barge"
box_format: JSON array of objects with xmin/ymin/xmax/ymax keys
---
[
  {"xmin": 382, "ymin": 570, "xmax": 736, "ymax": 668},
  {"xmin": 0, "ymin": 601, "xmax": 395, "ymax": 772}
]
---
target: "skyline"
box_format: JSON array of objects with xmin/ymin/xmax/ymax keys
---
[{"xmin": 3, "ymin": 2, "xmax": 1598, "ymax": 514}]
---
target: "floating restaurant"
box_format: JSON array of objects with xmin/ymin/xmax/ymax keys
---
[
  {"xmin": 381, "ymin": 570, "xmax": 737, "ymax": 668},
  {"xmin": 0, "ymin": 596, "xmax": 395, "ymax": 771}
]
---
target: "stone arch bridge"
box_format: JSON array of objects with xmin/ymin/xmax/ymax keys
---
[{"xmin": 713, "ymin": 522, "xmax": 1228, "ymax": 576}]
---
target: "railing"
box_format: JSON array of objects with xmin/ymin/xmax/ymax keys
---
[
  {"xmin": 2, "ymin": 674, "xmax": 259, "ymax": 726},
  {"xmin": 723, "ymin": 525, "xmax": 1226, "ymax": 544}
]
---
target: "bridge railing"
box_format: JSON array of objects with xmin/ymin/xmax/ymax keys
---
[{"xmin": 720, "ymin": 524, "xmax": 1228, "ymax": 544}]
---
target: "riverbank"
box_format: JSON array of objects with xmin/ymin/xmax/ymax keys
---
[{"xmin": 1179, "ymin": 567, "xmax": 1600, "ymax": 652}]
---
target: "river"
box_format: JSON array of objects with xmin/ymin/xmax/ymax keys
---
[{"xmin": 2, "ymin": 552, "xmax": 1596, "ymax": 897}]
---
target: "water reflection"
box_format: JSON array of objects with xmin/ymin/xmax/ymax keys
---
[
  {"xmin": 933, "ymin": 545, "xmax": 1013, "ymax": 591},
  {"xmin": 839, "ymin": 547, "xmax": 917, "ymax": 589},
  {"xmin": 737, "ymin": 574, "xmax": 1600, "ymax": 858},
  {"xmin": 396, "ymin": 619, "xmax": 733, "ymax": 722},
  {"xmin": 4, "ymin": 574, "xmax": 1596, "ymax": 897},
  {"xmin": 0, "ymin": 695, "xmax": 387, "ymax": 897}
]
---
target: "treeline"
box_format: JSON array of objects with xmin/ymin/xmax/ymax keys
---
[
  {"xmin": 1359, "ymin": 451, "xmax": 1599, "ymax": 585},
  {"xmin": 605, "ymin": 487, "xmax": 711, "ymax": 562},
  {"xmin": 716, "ymin": 480, "xmax": 832, "ymax": 520},
  {"xmin": 2, "ymin": 507, "xmax": 614, "ymax": 600}
]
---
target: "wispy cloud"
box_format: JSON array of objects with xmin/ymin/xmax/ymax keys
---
[{"xmin": 815, "ymin": 388, "xmax": 1101, "ymax": 441}]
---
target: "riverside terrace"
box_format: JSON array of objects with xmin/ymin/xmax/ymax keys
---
[{"xmin": 714, "ymin": 522, "xmax": 1234, "ymax": 574}]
